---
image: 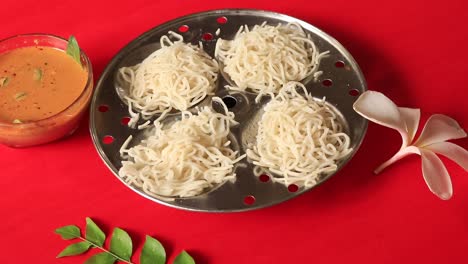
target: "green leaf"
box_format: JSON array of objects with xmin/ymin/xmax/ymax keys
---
[
  {"xmin": 109, "ymin": 227, "xmax": 132, "ymax": 261},
  {"xmin": 174, "ymin": 250, "xmax": 195, "ymax": 264},
  {"xmin": 55, "ymin": 225, "xmax": 81, "ymax": 240},
  {"xmin": 86, "ymin": 217, "xmax": 106, "ymax": 247},
  {"xmin": 140, "ymin": 235, "xmax": 166, "ymax": 264},
  {"xmin": 14, "ymin": 92, "xmax": 27, "ymax": 101},
  {"xmin": 0, "ymin": 77, "xmax": 9, "ymax": 87},
  {"xmin": 56, "ymin": 241, "xmax": 91, "ymax": 258},
  {"xmin": 84, "ymin": 252, "xmax": 116, "ymax": 264},
  {"xmin": 33, "ymin": 68, "xmax": 42, "ymax": 81},
  {"xmin": 66, "ymin": 35, "xmax": 81, "ymax": 66}
]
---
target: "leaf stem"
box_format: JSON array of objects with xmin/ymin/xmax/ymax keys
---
[
  {"xmin": 374, "ymin": 146, "xmax": 420, "ymax": 174},
  {"xmin": 78, "ymin": 237, "xmax": 133, "ymax": 264}
]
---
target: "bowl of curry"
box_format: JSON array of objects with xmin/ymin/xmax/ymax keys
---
[{"xmin": 0, "ymin": 34, "xmax": 93, "ymax": 147}]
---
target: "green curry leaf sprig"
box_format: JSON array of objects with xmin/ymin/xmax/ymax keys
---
[
  {"xmin": 66, "ymin": 35, "xmax": 82, "ymax": 66},
  {"xmin": 55, "ymin": 217, "xmax": 195, "ymax": 264}
]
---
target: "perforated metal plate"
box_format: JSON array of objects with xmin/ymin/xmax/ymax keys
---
[{"xmin": 90, "ymin": 9, "xmax": 368, "ymax": 212}]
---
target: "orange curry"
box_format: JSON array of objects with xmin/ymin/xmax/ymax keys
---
[{"xmin": 0, "ymin": 46, "xmax": 87, "ymax": 123}]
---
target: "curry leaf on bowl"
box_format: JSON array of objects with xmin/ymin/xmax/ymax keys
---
[
  {"xmin": 66, "ymin": 35, "xmax": 81, "ymax": 66},
  {"xmin": 33, "ymin": 68, "xmax": 42, "ymax": 81},
  {"xmin": 14, "ymin": 92, "xmax": 27, "ymax": 101},
  {"xmin": 0, "ymin": 77, "xmax": 9, "ymax": 87}
]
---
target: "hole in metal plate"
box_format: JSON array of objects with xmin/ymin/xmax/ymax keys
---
[
  {"xmin": 244, "ymin": 195, "xmax": 255, "ymax": 205},
  {"xmin": 103, "ymin": 135, "xmax": 114, "ymax": 144},
  {"xmin": 178, "ymin": 25, "xmax": 189, "ymax": 33},
  {"xmin": 349, "ymin": 89, "xmax": 360, "ymax": 96},
  {"xmin": 222, "ymin": 96, "xmax": 237, "ymax": 108},
  {"xmin": 98, "ymin": 105, "xmax": 109, "ymax": 112},
  {"xmin": 335, "ymin": 60, "xmax": 345, "ymax": 68},
  {"xmin": 217, "ymin": 16, "xmax": 228, "ymax": 24},
  {"xmin": 322, "ymin": 79, "xmax": 333, "ymax": 87},
  {"xmin": 259, "ymin": 174, "xmax": 270, "ymax": 182}
]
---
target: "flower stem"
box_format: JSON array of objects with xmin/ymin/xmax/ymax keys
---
[
  {"xmin": 374, "ymin": 146, "xmax": 420, "ymax": 174},
  {"xmin": 78, "ymin": 237, "xmax": 133, "ymax": 264}
]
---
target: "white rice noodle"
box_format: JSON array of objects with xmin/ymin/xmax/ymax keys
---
[
  {"xmin": 117, "ymin": 31, "xmax": 219, "ymax": 126},
  {"xmin": 246, "ymin": 82, "xmax": 352, "ymax": 187},
  {"xmin": 119, "ymin": 97, "xmax": 246, "ymax": 198},
  {"xmin": 215, "ymin": 22, "xmax": 329, "ymax": 102}
]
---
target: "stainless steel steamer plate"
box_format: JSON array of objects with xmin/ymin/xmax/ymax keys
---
[{"xmin": 90, "ymin": 9, "xmax": 368, "ymax": 212}]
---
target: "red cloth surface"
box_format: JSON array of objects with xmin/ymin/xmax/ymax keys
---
[{"xmin": 1, "ymin": 0, "xmax": 468, "ymax": 263}]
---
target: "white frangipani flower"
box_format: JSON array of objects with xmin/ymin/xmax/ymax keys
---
[{"xmin": 353, "ymin": 91, "xmax": 468, "ymax": 200}]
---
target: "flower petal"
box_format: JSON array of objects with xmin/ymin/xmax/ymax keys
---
[
  {"xmin": 398, "ymin": 107, "xmax": 420, "ymax": 144},
  {"xmin": 424, "ymin": 142, "xmax": 468, "ymax": 171},
  {"xmin": 414, "ymin": 114, "xmax": 467, "ymax": 147},
  {"xmin": 420, "ymin": 148, "xmax": 453, "ymax": 200},
  {"xmin": 353, "ymin": 91, "xmax": 409, "ymax": 146}
]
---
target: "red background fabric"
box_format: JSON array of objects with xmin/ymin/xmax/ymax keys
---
[{"xmin": 1, "ymin": 0, "xmax": 467, "ymax": 263}]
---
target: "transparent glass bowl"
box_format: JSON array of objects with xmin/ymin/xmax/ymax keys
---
[{"xmin": 0, "ymin": 34, "xmax": 93, "ymax": 147}]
